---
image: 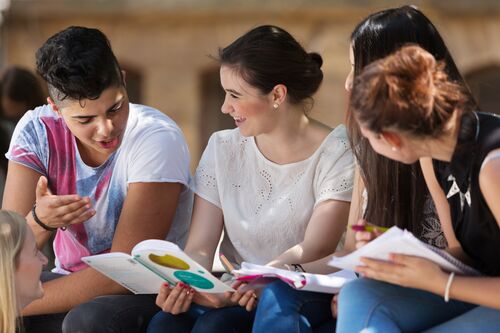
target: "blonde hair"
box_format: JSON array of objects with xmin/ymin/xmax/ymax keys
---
[{"xmin": 0, "ymin": 210, "xmax": 27, "ymax": 333}]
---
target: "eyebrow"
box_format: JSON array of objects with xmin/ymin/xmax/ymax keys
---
[
  {"xmin": 225, "ymin": 89, "xmax": 242, "ymax": 96},
  {"xmin": 71, "ymin": 98, "xmax": 125, "ymax": 119}
]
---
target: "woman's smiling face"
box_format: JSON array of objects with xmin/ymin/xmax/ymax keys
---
[{"xmin": 219, "ymin": 65, "xmax": 277, "ymax": 137}]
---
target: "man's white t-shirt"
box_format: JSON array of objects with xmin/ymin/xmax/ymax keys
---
[{"xmin": 7, "ymin": 103, "xmax": 193, "ymax": 273}]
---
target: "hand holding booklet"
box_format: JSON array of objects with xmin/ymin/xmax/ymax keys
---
[
  {"xmin": 82, "ymin": 239, "xmax": 234, "ymax": 294},
  {"xmin": 329, "ymin": 226, "xmax": 480, "ymax": 275},
  {"xmin": 232, "ymin": 262, "xmax": 357, "ymax": 294}
]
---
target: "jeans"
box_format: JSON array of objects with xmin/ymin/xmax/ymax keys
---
[
  {"xmin": 23, "ymin": 272, "xmax": 159, "ymax": 333},
  {"xmin": 336, "ymin": 278, "xmax": 500, "ymax": 333},
  {"xmin": 251, "ymin": 280, "xmax": 335, "ymax": 333},
  {"xmin": 147, "ymin": 304, "xmax": 255, "ymax": 333}
]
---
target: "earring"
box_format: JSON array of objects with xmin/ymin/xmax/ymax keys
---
[
  {"xmin": 391, "ymin": 146, "xmax": 397, "ymax": 152},
  {"xmin": 273, "ymin": 103, "xmax": 279, "ymax": 110}
]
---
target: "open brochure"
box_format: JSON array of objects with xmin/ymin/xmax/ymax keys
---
[
  {"xmin": 232, "ymin": 262, "xmax": 357, "ymax": 294},
  {"xmin": 329, "ymin": 226, "xmax": 480, "ymax": 276},
  {"xmin": 82, "ymin": 239, "xmax": 234, "ymax": 294}
]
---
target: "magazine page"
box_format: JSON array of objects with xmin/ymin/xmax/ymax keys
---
[
  {"xmin": 234, "ymin": 262, "xmax": 356, "ymax": 294},
  {"xmin": 132, "ymin": 239, "xmax": 234, "ymax": 293},
  {"xmin": 82, "ymin": 252, "xmax": 168, "ymax": 294},
  {"xmin": 302, "ymin": 269, "xmax": 358, "ymax": 294}
]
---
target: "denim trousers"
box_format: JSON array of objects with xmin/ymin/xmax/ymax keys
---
[
  {"xmin": 336, "ymin": 278, "xmax": 500, "ymax": 333},
  {"xmin": 251, "ymin": 280, "xmax": 335, "ymax": 333},
  {"xmin": 147, "ymin": 304, "xmax": 256, "ymax": 333},
  {"xmin": 147, "ymin": 280, "xmax": 334, "ymax": 333},
  {"xmin": 23, "ymin": 272, "xmax": 159, "ymax": 333}
]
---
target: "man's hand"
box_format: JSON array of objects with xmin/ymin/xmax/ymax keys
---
[{"xmin": 33, "ymin": 176, "xmax": 95, "ymax": 229}]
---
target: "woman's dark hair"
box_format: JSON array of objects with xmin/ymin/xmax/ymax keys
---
[
  {"xmin": 0, "ymin": 66, "xmax": 45, "ymax": 119},
  {"xmin": 219, "ymin": 25, "xmax": 323, "ymax": 105},
  {"xmin": 347, "ymin": 5, "xmax": 475, "ymax": 235},
  {"xmin": 35, "ymin": 26, "xmax": 123, "ymax": 102},
  {"xmin": 351, "ymin": 45, "xmax": 469, "ymax": 136}
]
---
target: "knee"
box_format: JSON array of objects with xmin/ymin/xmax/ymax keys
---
[
  {"xmin": 147, "ymin": 311, "xmax": 181, "ymax": 333},
  {"xmin": 62, "ymin": 301, "xmax": 110, "ymax": 333},
  {"xmin": 338, "ymin": 278, "xmax": 377, "ymax": 306},
  {"xmin": 191, "ymin": 310, "xmax": 229, "ymax": 333},
  {"xmin": 259, "ymin": 280, "xmax": 294, "ymax": 305}
]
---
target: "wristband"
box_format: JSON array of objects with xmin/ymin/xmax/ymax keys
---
[
  {"xmin": 32, "ymin": 204, "xmax": 58, "ymax": 232},
  {"xmin": 291, "ymin": 264, "xmax": 306, "ymax": 273},
  {"xmin": 444, "ymin": 272, "xmax": 455, "ymax": 302}
]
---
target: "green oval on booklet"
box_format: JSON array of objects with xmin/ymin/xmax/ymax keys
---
[
  {"xmin": 174, "ymin": 271, "xmax": 214, "ymax": 289},
  {"xmin": 149, "ymin": 253, "xmax": 190, "ymax": 270}
]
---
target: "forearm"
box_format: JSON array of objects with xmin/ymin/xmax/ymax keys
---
[
  {"xmin": 182, "ymin": 195, "xmax": 224, "ymax": 272},
  {"xmin": 428, "ymin": 275, "xmax": 500, "ymax": 310},
  {"xmin": 300, "ymin": 246, "xmax": 356, "ymax": 274},
  {"xmin": 269, "ymin": 201, "xmax": 349, "ymax": 268},
  {"xmin": 185, "ymin": 249, "xmax": 215, "ymax": 272},
  {"xmin": 22, "ymin": 268, "xmax": 128, "ymax": 315},
  {"xmin": 301, "ymin": 254, "xmax": 338, "ymax": 274},
  {"xmin": 268, "ymin": 239, "xmax": 337, "ymax": 268}
]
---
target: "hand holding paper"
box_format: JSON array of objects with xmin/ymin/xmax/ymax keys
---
[
  {"xmin": 329, "ymin": 226, "xmax": 480, "ymax": 276},
  {"xmin": 355, "ymin": 253, "xmax": 451, "ymax": 295}
]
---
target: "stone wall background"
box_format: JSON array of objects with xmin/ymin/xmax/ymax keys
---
[{"xmin": 2, "ymin": 0, "xmax": 500, "ymax": 169}]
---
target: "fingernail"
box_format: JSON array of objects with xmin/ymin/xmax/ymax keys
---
[
  {"xmin": 178, "ymin": 282, "xmax": 186, "ymax": 288},
  {"xmin": 162, "ymin": 283, "xmax": 169, "ymax": 287}
]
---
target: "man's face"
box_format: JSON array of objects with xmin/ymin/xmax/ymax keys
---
[{"xmin": 53, "ymin": 85, "xmax": 130, "ymax": 166}]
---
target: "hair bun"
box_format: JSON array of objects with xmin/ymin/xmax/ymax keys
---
[
  {"xmin": 309, "ymin": 52, "xmax": 323, "ymax": 68},
  {"xmin": 391, "ymin": 45, "xmax": 436, "ymax": 81}
]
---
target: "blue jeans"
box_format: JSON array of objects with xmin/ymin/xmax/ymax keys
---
[
  {"xmin": 252, "ymin": 280, "xmax": 335, "ymax": 333},
  {"xmin": 336, "ymin": 278, "xmax": 500, "ymax": 333},
  {"xmin": 147, "ymin": 304, "xmax": 255, "ymax": 333}
]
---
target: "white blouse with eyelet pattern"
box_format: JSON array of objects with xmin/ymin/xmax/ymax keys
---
[{"xmin": 194, "ymin": 126, "xmax": 354, "ymax": 265}]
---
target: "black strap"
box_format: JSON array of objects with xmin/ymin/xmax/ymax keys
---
[{"xmin": 31, "ymin": 204, "xmax": 58, "ymax": 232}]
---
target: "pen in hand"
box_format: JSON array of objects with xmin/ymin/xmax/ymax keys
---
[
  {"xmin": 219, "ymin": 253, "xmax": 235, "ymax": 274},
  {"xmin": 351, "ymin": 224, "xmax": 389, "ymax": 233},
  {"xmin": 219, "ymin": 254, "xmax": 258, "ymax": 300}
]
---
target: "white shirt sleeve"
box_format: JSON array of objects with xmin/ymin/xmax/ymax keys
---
[
  {"xmin": 314, "ymin": 136, "xmax": 355, "ymax": 206},
  {"xmin": 127, "ymin": 127, "xmax": 191, "ymax": 186},
  {"xmin": 193, "ymin": 133, "xmax": 221, "ymax": 208}
]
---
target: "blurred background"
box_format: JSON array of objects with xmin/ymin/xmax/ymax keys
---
[{"xmin": 1, "ymin": 0, "xmax": 500, "ymax": 173}]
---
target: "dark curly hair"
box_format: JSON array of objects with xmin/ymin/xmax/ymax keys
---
[{"xmin": 36, "ymin": 26, "xmax": 123, "ymax": 102}]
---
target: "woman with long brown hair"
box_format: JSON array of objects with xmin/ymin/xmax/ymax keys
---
[{"xmin": 337, "ymin": 44, "xmax": 500, "ymax": 333}]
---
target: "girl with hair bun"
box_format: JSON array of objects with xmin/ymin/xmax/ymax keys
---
[
  {"xmin": 147, "ymin": 25, "xmax": 354, "ymax": 333},
  {"xmin": 337, "ymin": 45, "xmax": 500, "ymax": 333}
]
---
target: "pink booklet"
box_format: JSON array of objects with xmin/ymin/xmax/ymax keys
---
[{"xmin": 232, "ymin": 262, "xmax": 356, "ymax": 294}]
